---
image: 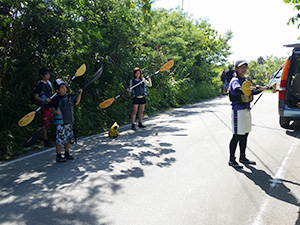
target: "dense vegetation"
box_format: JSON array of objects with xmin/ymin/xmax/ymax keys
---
[
  {"xmin": 0, "ymin": 0, "xmax": 284, "ymax": 160},
  {"xmin": 247, "ymin": 56, "xmax": 285, "ymax": 85}
]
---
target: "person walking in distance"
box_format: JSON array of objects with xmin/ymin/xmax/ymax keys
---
[
  {"xmin": 226, "ymin": 65, "xmax": 235, "ymax": 83},
  {"xmin": 221, "ymin": 69, "xmax": 228, "ymax": 95},
  {"xmin": 228, "ymin": 60, "xmax": 263, "ymax": 169}
]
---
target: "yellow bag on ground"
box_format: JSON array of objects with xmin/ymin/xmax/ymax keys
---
[{"xmin": 109, "ymin": 122, "xmax": 119, "ymax": 138}]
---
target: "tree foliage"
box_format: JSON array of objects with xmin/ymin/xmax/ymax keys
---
[
  {"xmin": 283, "ymin": 0, "xmax": 300, "ymax": 30},
  {"xmin": 1, "ymin": 0, "xmax": 232, "ymax": 159},
  {"xmin": 247, "ymin": 56, "xmax": 285, "ymax": 85}
]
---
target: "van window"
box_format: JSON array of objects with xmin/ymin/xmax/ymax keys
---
[{"xmin": 275, "ymin": 72, "xmax": 282, "ymax": 79}]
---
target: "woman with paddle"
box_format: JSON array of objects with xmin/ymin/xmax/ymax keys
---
[
  {"xmin": 127, "ymin": 67, "xmax": 152, "ymax": 130},
  {"xmin": 228, "ymin": 60, "xmax": 265, "ymax": 169}
]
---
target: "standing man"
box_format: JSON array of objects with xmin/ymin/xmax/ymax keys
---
[
  {"xmin": 228, "ymin": 60, "xmax": 263, "ymax": 169},
  {"xmin": 226, "ymin": 66, "xmax": 235, "ymax": 83},
  {"xmin": 221, "ymin": 69, "xmax": 228, "ymax": 95}
]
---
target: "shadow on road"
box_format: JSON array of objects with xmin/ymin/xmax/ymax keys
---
[
  {"xmin": 237, "ymin": 165, "xmax": 300, "ymax": 207},
  {"xmin": 0, "ymin": 96, "xmax": 231, "ymax": 224},
  {"xmin": 0, "ymin": 105, "xmax": 199, "ymax": 224},
  {"xmin": 236, "ymin": 164, "xmax": 300, "ymax": 224}
]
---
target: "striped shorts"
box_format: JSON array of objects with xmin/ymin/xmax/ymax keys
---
[{"xmin": 231, "ymin": 109, "xmax": 251, "ymax": 135}]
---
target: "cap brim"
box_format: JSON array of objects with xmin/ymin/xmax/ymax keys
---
[{"xmin": 236, "ymin": 62, "xmax": 248, "ymax": 67}]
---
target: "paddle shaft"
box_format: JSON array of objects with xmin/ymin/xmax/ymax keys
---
[
  {"xmin": 26, "ymin": 74, "xmax": 81, "ymax": 146},
  {"xmin": 269, "ymin": 63, "xmax": 284, "ymax": 84},
  {"xmin": 251, "ymin": 64, "xmax": 284, "ymax": 108},
  {"xmin": 35, "ymin": 73, "xmax": 79, "ymax": 112},
  {"xmin": 25, "ymin": 73, "xmax": 84, "ymax": 146},
  {"xmin": 130, "ymin": 70, "xmax": 158, "ymax": 91},
  {"xmin": 114, "ymin": 75, "xmax": 154, "ymax": 100},
  {"xmin": 72, "ymin": 66, "xmax": 103, "ymax": 100},
  {"xmin": 24, "ymin": 116, "xmax": 54, "ymax": 147},
  {"xmin": 100, "ymin": 60, "xmax": 174, "ymax": 107},
  {"xmin": 247, "ymin": 85, "xmax": 273, "ymax": 91}
]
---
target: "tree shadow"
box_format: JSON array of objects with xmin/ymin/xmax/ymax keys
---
[
  {"xmin": 0, "ymin": 117, "xmax": 184, "ymax": 224},
  {"xmin": 0, "ymin": 96, "xmax": 229, "ymax": 224}
]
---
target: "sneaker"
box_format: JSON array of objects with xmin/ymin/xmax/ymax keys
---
[
  {"xmin": 56, "ymin": 156, "xmax": 67, "ymax": 162},
  {"xmin": 131, "ymin": 123, "xmax": 136, "ymax": 130},
  {"xmin": 138, "ymin": 122, "xmax": 146, "ymax": 128},
  {"xmin": 239, "ymin": 157, "xmax": 256, "ymax": 165},
  {"xmin": 65, "ymin": 152, "xmax": 74, "ymax": 160},
  {"xmin": 44, "ymin": 140, "xmax": 54, "ymax": 147},
  {"xmin": 229, "ymin": 158, "xmax": 243, "ymax": 169}
]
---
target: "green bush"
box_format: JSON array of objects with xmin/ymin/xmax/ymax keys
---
[{"xmin": 0, "ymin": 1, "xmax": 231, "ymax": 160}]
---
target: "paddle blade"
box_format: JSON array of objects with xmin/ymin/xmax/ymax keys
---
[
  {"xmin": 159, "ymin": 60, "xmax": 174, "ymax": 72},
  {"xmin": 83, "ymin": 66, "xmax": 103, "ymax": 89},
  {"xmin": 75, "ymin": 64, "xmax": 86, "ymax": 77},
  {"xmin": 271, "ymin": 82, "xmax": 277, "ymax": 93},
  {"xmin": 241, "ymin": 81, "xmax": 252, "ymax": 96},
  {"xmin": 18, "ymin": 111, "xmax": 36, "ymax": 127},
  {"xmin": 91, "ymin": 66, "xmax": 103, "ymax": 83},
  {"xmin": 99, "ymin": 98, "xmax": 115, "ymax": 109},
  {"xmin": 24, "ymin": 128, "xmax": 44, "ymax": 147}
]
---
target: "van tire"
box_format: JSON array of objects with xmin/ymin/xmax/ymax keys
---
[{"xmin": 280, "ymin": 116, "xmax": 291, "ymax": 129}]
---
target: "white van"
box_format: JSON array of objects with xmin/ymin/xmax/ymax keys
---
[
  {"xmin": 279, "ymin": 41, "xmax": 300, "ymax": 128},
  {"xmin": 270, "ymin": 71, "xmax": 282, "ymax": 91}
]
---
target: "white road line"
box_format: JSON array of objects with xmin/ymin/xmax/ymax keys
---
[
  {"xmin": 251, "ymin": 131, "xmax": 300, "ymax": 225},
  {"xmin": 0, "ymin": 124, "xmax": 133, "ymax": 167},
  {"xmin": 0, "ymin": 147, "xmax": 54, "ymax": 167},
  {"xmin": 0, "ymin": 136, "xmax": 99, "ymax": 168}
]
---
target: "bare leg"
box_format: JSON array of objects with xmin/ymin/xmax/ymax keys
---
[
  {"xmin": 131, "ymin": 104, "xmax": 139, "ymax": 124},
  {"xmin": 65, "ymin": 143, "xmax": 70, "ymax": 153},
  {"xmin": 56, "ymin": 145, "xmax": 62, "ymax": 154},
  {"xmin": 138, "ymin": 104, "xmax": 145, "ymax": 122},
  {"xmin": 43, "ymin": 129, "xmax": 48, "ymax": 140}
]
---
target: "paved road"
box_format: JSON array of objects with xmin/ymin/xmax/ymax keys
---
[{"xmin": 1, "ymin": 93, "xmax": 300, "ymax": 225}]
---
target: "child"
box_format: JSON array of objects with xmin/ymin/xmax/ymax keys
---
[
  {"xmin": 51, "ymin": 79, "xmax": 83, "ymax": 162},
  {"xmin": 128, "ymin": 67, "xmax": 152, "ymax": 130},
  {"xmin": 33, "ymin": 68, "xmax": 54, "ymax": 147}
]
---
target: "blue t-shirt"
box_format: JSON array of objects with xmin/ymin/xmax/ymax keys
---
[{"xmin": 229, "ymin": 76, "xmax": 250, "ymax": 110}]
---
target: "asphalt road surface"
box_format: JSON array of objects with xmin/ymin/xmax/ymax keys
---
[{"xmin": 1, "ymin": 93, "xmax": 300, "ymax": 225}]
